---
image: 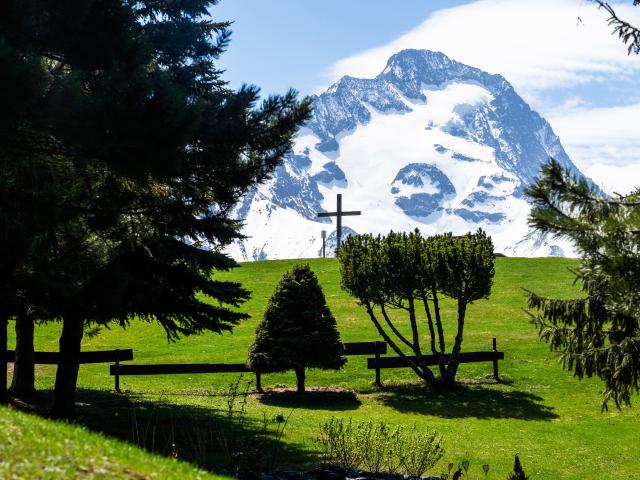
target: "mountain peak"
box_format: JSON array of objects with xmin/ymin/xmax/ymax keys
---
[
  {"xmin": 228, "ymin": 49, "xmax": 584, "ymax": 261},
  {"xmin": 382, "ymin": 49, "xmax": 454, "ymax": 74}
]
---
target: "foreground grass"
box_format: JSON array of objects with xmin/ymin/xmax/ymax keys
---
[
  {"xmin": 7, "ymin": 257, "xmax": 640, "ymax": 479},
  {"xmin": 0, "ymin": 406, "xmax": 225, "ymax": 479}
]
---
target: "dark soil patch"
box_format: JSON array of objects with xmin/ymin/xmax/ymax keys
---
[{"xmin": 255, "ymin": 387, "xmax": 361, "ymax": 410}]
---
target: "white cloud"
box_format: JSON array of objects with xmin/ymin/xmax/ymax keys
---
[
  {"xmin": 582, "ymin": 163, "xmax": 640, "ymax": 194},
  {"xmin": 547, "ymin": 103, "xmax": 640, "ymax": 194},
  {"xmin": 323, "ymin": 0, "xmax": 640, "ymax": 97}
]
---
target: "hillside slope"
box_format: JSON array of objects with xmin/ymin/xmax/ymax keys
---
[
  {"xmin": 0, "ymin": 407, "xmax": 224, "ymax": 479},
  {"xmin": 4, "ymin": 258, "xmax": 640, "ymax": 479}
]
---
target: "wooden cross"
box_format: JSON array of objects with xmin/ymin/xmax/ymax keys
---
[{"xmin": 317, "ymin": 193, "xmax": 361, "ymax": 250}]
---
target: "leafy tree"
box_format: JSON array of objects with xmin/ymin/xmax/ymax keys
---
[
  {"xmin": 248, "ymin": 264, "xmax": 346, "ymax": 393},
  {"xmin": 339, "ymin": 229, "xmax": 494, "ymax": 385},
  {"xmin": 0, "ymin": 1, "xmax": 311, "ymax": 418},
  {"xmin": 526, "ymin": 160, "xmax": 640, "ymax": 409}
]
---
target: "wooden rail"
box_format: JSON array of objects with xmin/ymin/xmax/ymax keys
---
[
  {"xmin": 109, "ymin": 362, "xmax": 254, "ymax": 393},
  {"xmin": 366, "ymin": 338, "xmax": 503, "ymax": 383},
  {"xmin": 109, "ymin": 363, "xmax": 251, "ymax": 376},
  {"xmin": 109, "ymin": 341, "xmax": 388, "ymax": 392},
  {"xmin": 343, "ymin": 341, "xmax": 387, "ymax": 386},
  {"xmin": 342, "ymin": 341, "xmax": 387, "ymax": 355},
  {"xmin": 3, "ymin": 349, "xmax": 134, "ymax": 393},
  {"xmin": 5, "ymin": 349, "xmax": 133, "ymax": 364}
]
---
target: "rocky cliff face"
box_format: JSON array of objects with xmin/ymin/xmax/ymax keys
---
[{"xmin": 227, "ymin": 49, "xmax": 583, "ymax": 260}]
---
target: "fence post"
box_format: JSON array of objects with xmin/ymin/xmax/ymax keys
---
[
  {"xmin": 492, "ymin": 337, "xmax": 499, "ymax": 381},
  {"xmin": 255, "ymin": 371, "xmax": 263, "ymax": 393},
  {"xmin": 114, "ymin": 349, "xmax": 121, "ymax": 393},
  {"xmin": 374, "ymin": 342, "xmax": 382, "ymax": 387}
]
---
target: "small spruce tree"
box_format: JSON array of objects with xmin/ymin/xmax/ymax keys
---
[{"xmin": 248, "ymin": 264, "xmax": 346, "ymax": 393}]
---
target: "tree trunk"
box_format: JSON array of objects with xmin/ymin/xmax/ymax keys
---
[
  {"xmin": 443, "ymin": 301, "xmax": 467, "ymax": 385},
  {"xmin": 0, "ymin": 312, "xmax": 8, "ymax": 405},
  {"xmin": 422, "ymin": 294, "xmax": 447, "ymax": 380},
  {"xmin": 50, "ymin": 315, "xmax": 84, "ymax": 420},
  {"xmin": 295, "ymin": 366, "xmax": 305, "ymax": 394},
  {"xmin": 10, "ymin": 307, "xmax": 35, "ymax": 397},
  {"xmin": 408, "ymin": 297, "xmax": 423, "ymax": 356},
  {"xmin": 365, "ymin": 303, "xmax": 436, "ymax": 383}
]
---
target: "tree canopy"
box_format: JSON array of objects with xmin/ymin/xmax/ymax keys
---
[
  {"xmin": 526, "ymin": 159, "xmax": 640, "ymax": 409},
  {"xmin": 339, "ymin": 229, "xmax": 494, "ymax": 385},
  {"xmin": 0, "ymin": 0, "xmax": 311, "ymax": 417}
]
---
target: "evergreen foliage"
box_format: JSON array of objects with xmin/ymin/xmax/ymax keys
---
[
  {"xmin": 338, "ymin": 229, "xmax": 494, "ymax": 384},
  {"xmin": 0, "ymin": 0, "xmax": 311, "ymax": 417},
  {"xmin": 526, "ymin": 159, "xmax": 640, "ymax": 409},
  {"xmin": 594, "ymin": 1, "xmax": 640, "ymax": 54},
  {"xmin": 248, "ymin": 264, "xmax": 345, "ymax": 393}
]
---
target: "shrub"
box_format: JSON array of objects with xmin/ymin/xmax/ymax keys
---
[
  {"xmin": 339, "ymin": 229, "xmax": 494, "ymax": 385},
  {"xmin": 402, "ymin": 425, "xmax": 447, "ymax": 477},
  {"xmin": 316, "ymin": 417, "xmax": 444, "ymax": 476},
  {"xmin": 316, "ymin": 418, "xmax": 364, "ymax": 470}
]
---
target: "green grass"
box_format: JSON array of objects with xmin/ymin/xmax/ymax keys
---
[
  {"xmin": 0, "ymin": 406, "xmax": 226, "ymax": 479},
  {"xmin": 6, "ymin": 257, "xmax": 640, "ymax": 479}
]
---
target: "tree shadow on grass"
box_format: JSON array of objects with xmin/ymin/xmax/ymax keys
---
[
  {"xmin": 16, "ymin": 388, "xmax": 315, "ymax": 475},
  {"xmin": 256, "ymin": 388, "xmax": 361, "ymax": 411},
  {"xmin": 376, "ymin": 383, "xmax": 558, "ymax": 421}
]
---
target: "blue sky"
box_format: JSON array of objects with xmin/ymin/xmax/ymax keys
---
[
  {"xmin": 213, "ymin": 0, "xmax": 470, "ymax": 97},
  {"xmin": 212, "ymin": 0, "xmax": 640, "ymax": 193}
]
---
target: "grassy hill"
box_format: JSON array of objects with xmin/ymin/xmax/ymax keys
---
[
  {"xmin": 0, "ymin": 406, "xmax": 226, "ymax": 479},
  {"xmin": 6, "ymin": 257, "xmax": 640, "ymax": 479}
]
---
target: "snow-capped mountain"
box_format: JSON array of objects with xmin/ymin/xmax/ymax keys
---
[{"xmin": 227, "ymin": 49, "xmax": 582, "ymax": 261}]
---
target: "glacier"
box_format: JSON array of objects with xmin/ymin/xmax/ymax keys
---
[{"xmin": 226, "ymin": 49, "xmax": 583, "ymax": 261}]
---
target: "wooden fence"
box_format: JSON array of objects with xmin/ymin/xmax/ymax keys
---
[
  {"xmin": 367, "ymin": 338, "xmax": 504, "ymax": 382},
  {"xmin": 109, "ymin": 341, "xmax": 388, "ymax": 392},
  {"xmin": 5, "ymin": 349, "xmax": 133, "ymax": 365},
  {"xmin": 342, "ymin": 341, "xmax": 387, "ymax": 386},
  {"xmin": 3, "ymin": 339, "xmax": 503, "ymax": 393},
  {"xmin": 109, "ymin": 362, "xmax": 253, "ymax": 393},
  {"xmin": 3, "ymin": 349, "xmax": 134, "ymax": 393}
]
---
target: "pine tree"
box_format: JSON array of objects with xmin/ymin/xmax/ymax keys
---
[
  {"xmin": 0, "ymin": 1, "xmax": 311, "ymax": 418},
  {"xmin": 248, "ymin": 265, "xmax": 346, "ymax": 393},
  {"xmin": 0, "ymin": 27, "xmax": 69, "ymax": 401},
  {"xmin": 526, "ymin": 159, "xmax": 640, "ymax": 409}
]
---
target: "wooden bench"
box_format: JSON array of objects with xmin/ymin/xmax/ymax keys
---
[
  {"xmin": 366, "ymin": 338, "xmax": 504, "ymax": 384},
  {"xmin": 109, "ymin": 341, "xmax": 388, "ymax": 392}
]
